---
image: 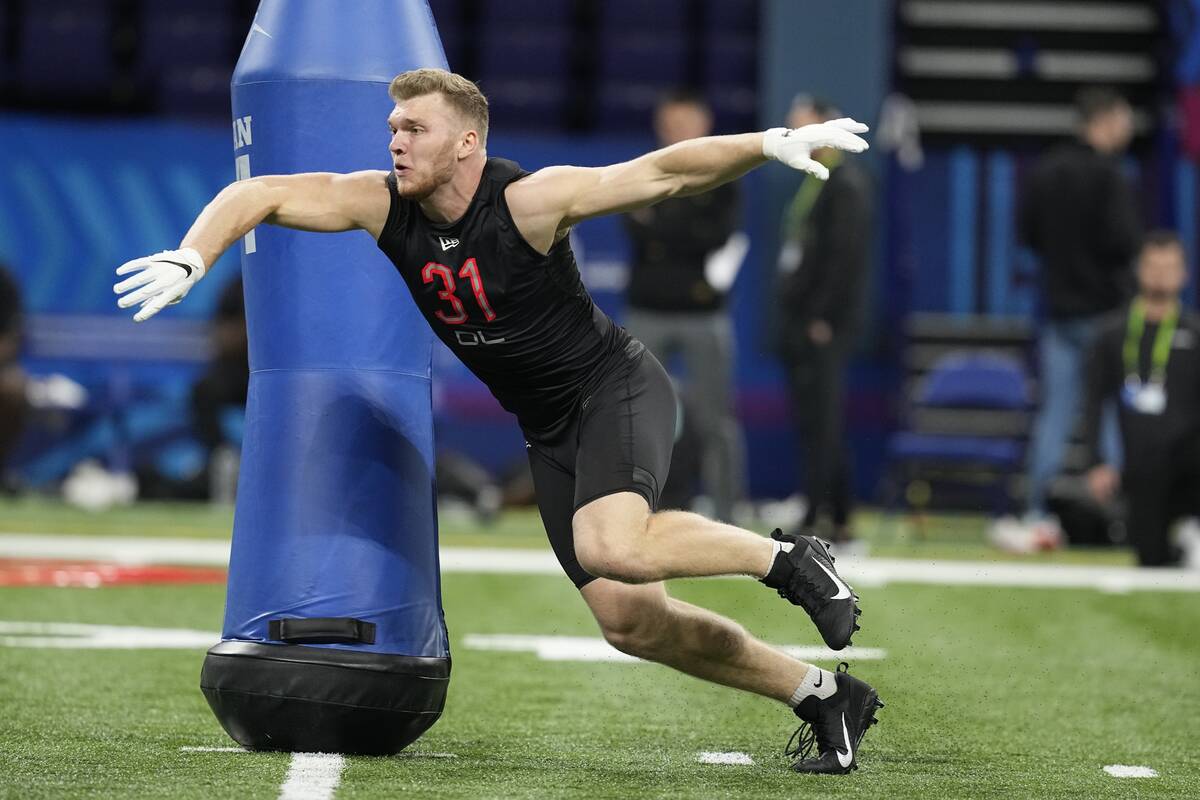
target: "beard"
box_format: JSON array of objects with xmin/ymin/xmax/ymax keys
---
[{"xmin": 395, "ymin": 151, "xmax": 458, "ymax": 201}]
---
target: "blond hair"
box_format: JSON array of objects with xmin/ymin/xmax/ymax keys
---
[{"xmin": 388, "ymin": 68, "xmax": 489, "ymax": 146}]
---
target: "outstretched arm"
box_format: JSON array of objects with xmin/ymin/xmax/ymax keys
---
[
  {"xmin": 114, "ymin": 171, "xmax": 391, "ymax": 322},
  {"xmin": 506, "ymin": 120, "xmax": 868, "ymax": 254},
  {"xmin": 183, "ymin": 171, "xmax": 392, "ymax": 265}
]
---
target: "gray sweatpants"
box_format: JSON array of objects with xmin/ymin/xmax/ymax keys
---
[{"xmin": 624, "ymin": 309, "xmax": 746, "ymax": 521}]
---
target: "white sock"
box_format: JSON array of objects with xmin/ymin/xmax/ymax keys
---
[
  {"xmin": 760, "ymin": 539, "xmax": 795, "ymax": 580},
  {"xmin": 788, "ymin": 666, "xmax": 837, "ymax": 706}
]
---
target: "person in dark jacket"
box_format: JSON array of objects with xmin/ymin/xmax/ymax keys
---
[
  {"xmin": 622, "ymin": 89, "xmax": 745, "ymax": 522},
  {"xmin": 775, "ymin": 96, "xmax": 872, "ymax": 543},
  {"xmin": 1019, "ymin": 88, "xmax": 1140, "ymax": 527},
  {"xmin": 1083, "ymin": 231, "xmax": 1200, "ymax": 566}
]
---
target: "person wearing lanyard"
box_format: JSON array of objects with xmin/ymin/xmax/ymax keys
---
[{"xmin": 1083, "ymin": 230, "xmax": 1200, "ymax": 566}]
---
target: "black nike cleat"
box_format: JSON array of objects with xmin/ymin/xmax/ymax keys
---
[
  {"xmin": 787, "ymin": 663, "xmax": 883, "ymax": 775},
  {"xmin": 762, "ymin": 529, "xmax": 861, "ymax": 650}
]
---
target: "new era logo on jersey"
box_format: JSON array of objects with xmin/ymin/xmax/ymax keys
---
[{"xmin": 438, "ymin": 236, "xmax": 460, "ymax": 251}]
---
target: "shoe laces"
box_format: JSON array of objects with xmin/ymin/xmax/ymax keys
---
[
  {"xmin": 781, "ymin": 571, "xmax": 824, "ymax": 615},
  {"xmin": 784, "ymin": 722, "xmax": 818, "ymax": 762},
  {"xmin": 771, "ymin": 529, "xmax": 827, "ymax": 614},
  {"xmin": 785, "ymin": 662, "xmax": 850, "ymax": 762}
]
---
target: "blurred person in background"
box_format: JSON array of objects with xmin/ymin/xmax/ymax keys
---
[
  {"xmin": 1083, "ymin": 231, "xmax": 1200, "ymax": 567},
  {"xmin": 0, "ymin": 262, "xmax": 28, "ymax": 482},
  {"xmin": 138, "ymin": 276, "xmax": 249, "ymax": 502},
  {"xmin": 774, "ymin": 95, "xmax": 872, "ymax": 546},
  {"xmin": 191, "ymin": 276, "xmax": 249, "ymax": 501},
  {"xmin": 621, "ymin": 89, "xmax": 746, "ymax": 522},
  {"xmin": 1017, "ymin": 87, "xmax": 1140, "ymax": 540}
]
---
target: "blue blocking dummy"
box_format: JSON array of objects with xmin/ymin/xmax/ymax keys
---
[{"xmin": 199, "ymin": 0, "xmax": 451, "ymax": 755}]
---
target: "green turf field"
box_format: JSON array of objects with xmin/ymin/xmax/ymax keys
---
[{"xmin": 1, "ymin": 500, "xmax": 1197, "ymax": 798}]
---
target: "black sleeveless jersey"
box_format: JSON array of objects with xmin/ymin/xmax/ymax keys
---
[{"xmin": 376, "ymin": 157, "xmax": 642, "ymax": 439}]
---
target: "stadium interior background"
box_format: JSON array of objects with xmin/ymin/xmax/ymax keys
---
[{"xmin": 0, "ymin": 0, "xmax": 1197, "ymax": 512}]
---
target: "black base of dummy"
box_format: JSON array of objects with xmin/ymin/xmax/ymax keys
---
[{"xmin": 200, "ymin": 640, "xmax": 450, "ymax": 755}]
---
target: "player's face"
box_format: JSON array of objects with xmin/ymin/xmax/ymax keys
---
[
  {"xmin": 1106, "ymin": 105, "xmax": 1134, "ymax": 153},
  {"xmin": 387, "ymin": 94, "xmax": 466, "ymax": 199},
  {"xmin": 1137, "ymin": 243, "xmax": 1187, "ymax": 303},
  {"xmin": 786, "ymin": 105, "xmax": 822, "ymax": 130},
  {"xmin": 1089, "ymin": 105, "xmax": 1134, "ymax": 154}
]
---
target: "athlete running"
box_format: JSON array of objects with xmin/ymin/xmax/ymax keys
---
[{"xmin": 114, "ymin": 69, "xmax": 882, "ymax": 774}]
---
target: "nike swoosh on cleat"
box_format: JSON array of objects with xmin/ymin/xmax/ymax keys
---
[
  {"xmin": 810, "ymin": 556, "xmax": 852, "ymax": 600},
  {"xmin": 837, "ymin": 713, "xmax": 853, "ymax": 768}
]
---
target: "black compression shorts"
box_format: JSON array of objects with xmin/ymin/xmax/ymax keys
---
[{"xmin": 523, "ymin": 350, "xmax": 678, "ymax": 588}]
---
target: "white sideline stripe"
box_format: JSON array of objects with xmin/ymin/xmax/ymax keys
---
[
  {"xmin": 279, "ymin": 753, "xmax": 345, "ymax": 800},
  {"xmin": 0, "ymin": 533, "xmax": 231, "ymax": 565},
  {"xmin": 1103, "ymin": 764, "xmax": 1158, "ymax": 778},
  {"xmin": 0, "ymin": 621, "xmax": 216, "ymax": 649},
  {"xmin": 461, "ymin": 634, "xmax": 886, "ymax": 663},
  {"xmin": 2, "ymin": 533, "xmax": 1199, "ymax": 593},
  {"xmin": 698, "ymin": 751, "xmax": 754, "ymax": 765}
]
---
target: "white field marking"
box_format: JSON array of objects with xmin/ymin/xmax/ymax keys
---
[
  {"xmin": 0, "ymin": 621, "xmax": 216, "ymax": 649},
  {"xmin": 3, "ymin": 533, "xmax": 1200, "ymax": 593},
  {"xmin": 0, "ymin": 533, "xmax": 230, "ymax": 565},
  {"xmin": 461, "ymin": 634, "xmax": 886, "ymax": 663},
  {"xmin": 1103, "ymin": 765, "xmax": 1159, "ymax": 778},
  {"xmin": 279, "ymin": 753, "xmax": 346, "ymax": 800},
  {"xmin": 780, "ymin": 645, "xmax": 887, "ymax": 661},
  {"xmin": 698, "ymin": 751, "xmax": 754, "ymax": 765}
]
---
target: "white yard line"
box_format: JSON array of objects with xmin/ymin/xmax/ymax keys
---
[
  {"xmin": 278, "ymin": 753, "xmax": 345, "ymax": 800},
  {"xmin": 1103, "ymin": 764, "xmax": 1159, "ymax": 778},
  {"xmin": 0, "ymin": 621, "xmax": 216, "ymax": 649},
  {"xmin": 698, "ymin": 751, "xmax": 754, "ymax": 765},
  {"xmin": 2, "ymin": 533, "xmax": 1199, "ymax": 592},
  {"xmin": 0, "ymin": 533, "xmax": 230, "ymax": 565}
]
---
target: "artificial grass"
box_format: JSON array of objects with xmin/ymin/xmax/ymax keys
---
[{"xmin": 1, "ymin": 568, "xmax": 1197, "ymax": 798}]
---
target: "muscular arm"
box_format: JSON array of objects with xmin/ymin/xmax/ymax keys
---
[
  {"xmin": 506, "ymin": 133, "xmax": 767, "ymax": 254},
  {"xmin": 508, "ymin": 118, "xmax": 868, "ymax": 254},
  {"xmin": 181, "ymin": 170, "xmax": 392, "ymax": 266}
]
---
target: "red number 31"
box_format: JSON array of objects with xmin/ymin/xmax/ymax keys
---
[{"xmin": 420, "ymin": 258, "xmax": 497, "ymax": 325}]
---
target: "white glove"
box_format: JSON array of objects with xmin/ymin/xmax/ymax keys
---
[
  {"xmin": 762, "ymin": 118, "xmax": 870, "ymax": 180},
  {"xmin": 113, "ymin": 247, "xmax": 207, "ymax": 322}
]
